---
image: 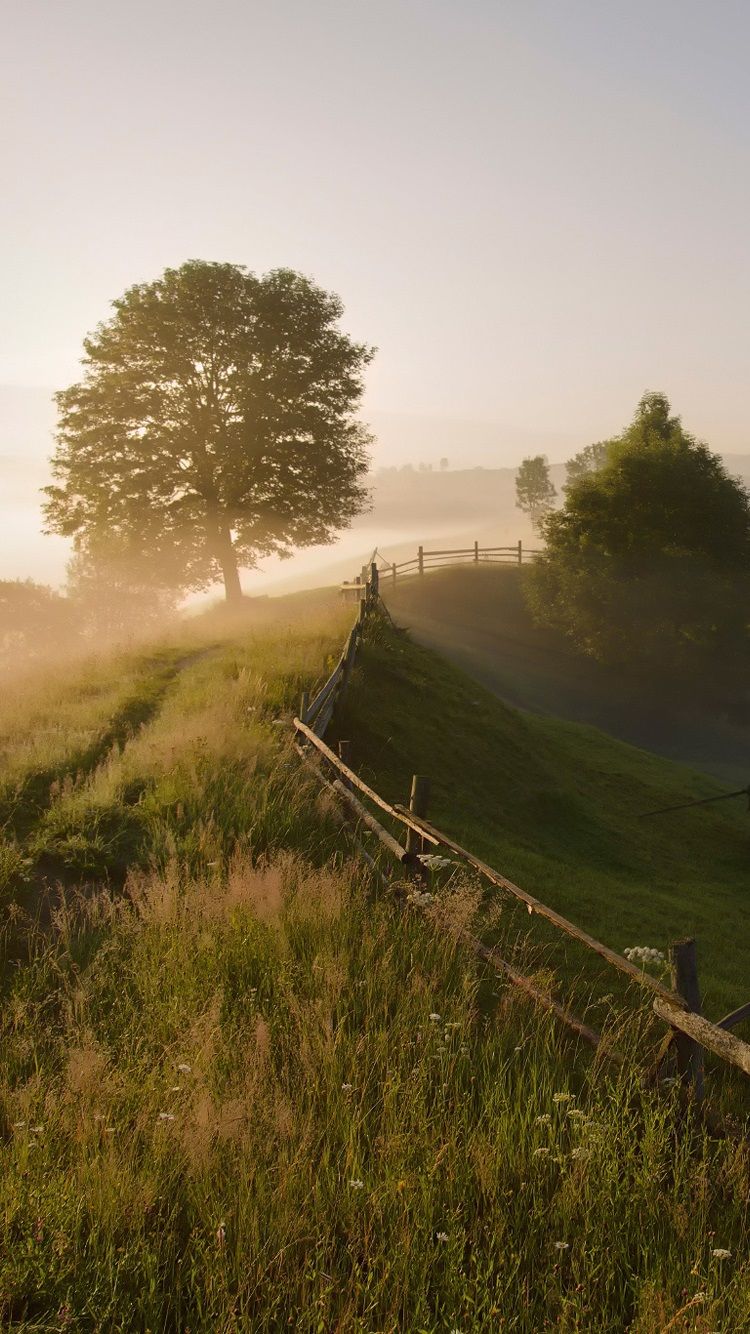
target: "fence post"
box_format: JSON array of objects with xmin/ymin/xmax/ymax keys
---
[
  {"xmin": 517, "ymin": 539, "xmax": 523, "ymax": 566},
  {"xmin": 670, "ymin": 938, "xmax": 704, "ymax": 1100},
  {"xmin": 370, "ymin": 562, "xmax": 379, "ymax": 598},
  {"xmin": 418, "ymin": 545, "xmax": 424, "ymax": 576},
  {"xmin": 358, "ymin": 596, "xmax": 367, "ymax": 625},
  {"xmin": 300, "ymin": 690, "xmax": 309, "ymax": 724},
  {"xmin": 392, "ymin": 562, "xmax": 397, "ymax": 587},
  {"xmin": 405, "ymin": 774, "xmax": 431, "ymax": 856},
  {"xmin": 338, "ymin": 740, "xmax": 352, "ymax": 788},
  {"xmin": 474, "ymin": 540, "xmax": 479, "ymax": 564}
]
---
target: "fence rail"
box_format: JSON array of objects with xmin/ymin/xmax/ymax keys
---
[
  {"xmin": 340, "ymin": 540, "xmax": 542, "ymax": 597},
  {"xmin": 293, "ymin": 550, "xmax": 750, "ymax": 1107}
]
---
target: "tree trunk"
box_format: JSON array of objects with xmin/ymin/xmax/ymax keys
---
[{"xmin": 216, "ymin": 526, "xmax": 243, "ymax": 603}]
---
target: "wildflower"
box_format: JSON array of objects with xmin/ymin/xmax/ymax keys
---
[
  {"xmin": 570, "ymin": 1147, "xmax": 589, "ymax": 1160},
  {"xmin": 567, "ymin": 1108, "xmax": 587, "ymax": 1119},
  {"xmin": 157, "ymin": 1112, "xmax": 176, "ymax": 1122},
  {"xmin": 553, "ymin": 1092, "xmax": 573, "ymax": 1104},
  {"xmin": 533, "ymin": 1147, "xmax": 550, "ymax": 1157},
  {"xmin": 429, "ymin": 1013, "xmax": 442, "ymax": 1022},
  {"xmin": 176, "ymin": 1063, "xmax": 191, "ymax": 1074},
  {"xmin": 341, "ymin": 1082, "xmax": 353, "ymax": 1091},
  {"xmin": 535, "ymin": 1114, "xmax": 552, "ymax": 1125},
  {"xmin": 624, "ymin": 946, "xmax": 666, "ymax": 966},
  {"xmin": 349, "ymin": 1179, "xmax": 364, "ymax": 1190},
  {"xmin": 554, "ymin": 1241, "xmax": 569, "ymax": 1251},
  {"xmin": 29, "ymin": 1125, "xmax": 43, "ymax": 1134},
  {"xmin": 12, "ymin": 1121, "xmax": 25, "ymax": 1129},
  {"xmin": 216, "ymin": 1221, "xmax": 226, "ymax": 1246},
  {"xmin": 436, "ymin": 1231, "xmax": 449, "ymax": 1243},
  {"xmin": 711, "ymin": 1248, "xmax": 732, "ymax": 1260},
  {"xmin": 417, "ymin": 855, "xmax": 454, "ymax": 870}
]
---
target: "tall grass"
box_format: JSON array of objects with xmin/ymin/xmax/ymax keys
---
[{"xmin": 1, "ymin": 855, "xmax": 749, "ymax": 1330}]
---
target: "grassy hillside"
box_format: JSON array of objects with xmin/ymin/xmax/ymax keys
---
[
  {"xmin": 383, "ymin": 564, "xmax": 750, "ymax": 784},
  {"xmin": 333, "ymin": 610, "xmax": 750, "ymax": 1026},
  {"xmin": 2, "ymin": 593, "xmax": 750, "ymax": 1330}
]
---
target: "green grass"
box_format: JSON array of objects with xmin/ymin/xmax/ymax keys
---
[
  {"xmin": 2, "ymin": 592, "xmax": 750, "ymax": 1330},
  {"xmin": 332, "ymin": 615, "xmax": 750, "ymax": 1026}
]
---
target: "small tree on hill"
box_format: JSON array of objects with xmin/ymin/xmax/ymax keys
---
[
  {"xmin": 43, "ymin": 261, "xmax": 374, "ymax": 602},
  {"xmin": 524, "ymin": 392, "xmax": 750, "ymax": 692},
  {"xmin": 515, "ymin": 455, "xmax": 556, "ymax": 533}
]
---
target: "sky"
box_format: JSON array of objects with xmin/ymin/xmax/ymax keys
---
[{"xmin": 2, "ymin": 0, "xmax": 750, "ymax": 584}]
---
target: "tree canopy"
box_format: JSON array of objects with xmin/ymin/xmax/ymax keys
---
[
  {"xmin": 515, "ymin": 455, "xmax": 556, "ymax": 533},
  {"xmin": 43, "ymin": 261, "xmax": 374, "ymax": 601},
  {"xmin": 524, "ymin": 393, "xmax": 750, "ymax": 693}
]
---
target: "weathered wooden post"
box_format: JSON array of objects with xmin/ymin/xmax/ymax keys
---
[
  {"xmin": 358, "ymin": 596, "xmax": 367, "ymax": 624},
  {"xmin": 405, "ymin": 774, "xmax": 431, "ymax": 856},
  {"xmin": 392, "ymin": 562, "xmax": 397, "ymax": 587},
  {"xmin": 300, "ymin": 690, "xmax": 309, "ymax": 724},
  {"xmin": 670, "ymin": 938, "xmax": 704, "ymax": 1100},
  {"xmin": 338, "ymin": 740, "xmax": 352, "ymax": 788},
  {"xmin": 418, "ymin": 545, "xmax": 424, "ymax": 576},
  {"xmin": 370, "ymin": 562, "xmax": 379, "ymax": 598},
  {"xmin": 517, "ymin": 539, "xmax": 523, "ymax": 566},
  {"xmin": 474, "ymin": 540, "xmax": 479, "ymax": 564}
]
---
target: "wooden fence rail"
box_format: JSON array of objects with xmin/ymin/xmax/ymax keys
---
[
  {"xmin": 340, "ymin": 540, "xmax": 543, "ymax": 597},
  {"xmin": 293, "ymin": 553, "xmax": 750, "ymax": 1104}
]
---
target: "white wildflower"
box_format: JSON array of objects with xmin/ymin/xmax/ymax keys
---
[
  {"xmin": 417, "ymin": 855, "xmax": 454, "ymax": 870},
  {"xmin": 429, "ymin": 1013, "xmax": 442, "ymax": 1022},
  {"xmin": 567, "ymin": 1108, "xmax": 587, "ymax": 1119},
  {"xmin": 711, "ymin": 1248, "xmax": 732, "ymax": 1260},
  {"xmin": 553, "ymin": 1092, "xmax": 573, "ymax": 1104},
  {"xmin": 157, "ymin": 1112, "xmax": 176, "ymax": 1122},
  {"xmin": 533, "ymin": 1147, "xmax": 550, "ymax": 1157},
  {"xmin": 535, "ymin": 1113, "xmax": 552, "ymax": 1125},
  {"xmin": 341, "ymin": 1082, "xmax": 353, "ymax": 1092},
  {"xmin": 176, "ymin": 1063, "xmax": 192, "ymax": 1074},
  {"xmin": 436, "ymin": 1231, "xmax": 449, "ymax": 1243},
  {"xmin": 554, "ymin": 1241, "xmax": 569, "ymax": 1251},
  {"xmin": 349, "ymin": 1179, "xmax": 364, "ymax": 1190}
]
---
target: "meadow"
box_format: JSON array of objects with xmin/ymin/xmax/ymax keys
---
[{"xmin": 1, "ymin": 591, "xmax": 749, "ymax": 1331}]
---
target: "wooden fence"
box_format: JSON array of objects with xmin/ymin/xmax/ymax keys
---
[
  {"xmin": 340, "ymin": 540, "xmax": 542, "ymax": 598},
  {"xmin": 293, "ymin": 559, "xmax": 750, "ymax": 1105}
]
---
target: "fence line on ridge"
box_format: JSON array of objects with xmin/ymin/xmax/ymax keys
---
[{"xmin": 291, "ymin": 553, "xmax": 750, "ymax": 1105}]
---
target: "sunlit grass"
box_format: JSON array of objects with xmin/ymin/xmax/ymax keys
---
[{"xmin": 2, "ymin": 855, "xmax": 750, "ymax": 1330}]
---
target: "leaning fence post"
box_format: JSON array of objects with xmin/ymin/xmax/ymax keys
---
[
  {"xmin": 300, "ymin": 690, "xmax": 309, "ymax": 724},
  {"xmin": 418, "ymin": 545, "xmax": 424, "ymax": 576},
  {"xmin": 358, "ymin": 596, "xmax": 367, "ymax": 624},
  {"xmin": 670, "ymin": 938, "xmax": 705, "ymax": 1100},
  {"xmin": 474, "ymin": 540, "xmax": 479, "ymax": 564},
  {"xmin": 338, "ymin": 740, "xmax": 352, "ymax": 788},
  {"xmin": 405, "ymin": 774, "xmax": 431, "ymax": 857},
  {"xmin": 370, "ymin": 562, "xmax": 379, "ymax": 598},
  {"xmin": 517, "ymin": 539, "xmax": 523, "ymax": 566},
  {"xmin": 392, "ymin": 562, "xmax": 397, "ymax": 587}
]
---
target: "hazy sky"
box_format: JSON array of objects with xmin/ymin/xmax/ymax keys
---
[{"xmin": 4, "ymin": 0, "xmax": 750, "ymax": 472}]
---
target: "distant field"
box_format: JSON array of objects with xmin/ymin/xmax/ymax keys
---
[{"xmin": 383, "ymin": 564, "xmax": 750, "ymax": 785}]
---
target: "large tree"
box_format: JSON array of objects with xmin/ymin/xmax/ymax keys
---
[
  {"xmin": 43, "ymin": 261, "xmax": 374, "ymax": 601},
  {"xmin": 524, "ymin": 392, "xmax": 750, "ymax": 690}
]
